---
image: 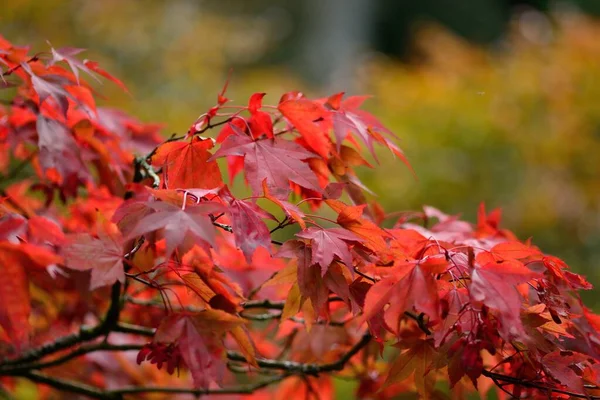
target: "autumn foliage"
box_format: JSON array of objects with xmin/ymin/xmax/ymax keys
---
[{"xmin": 1, "ymin": 35, "xmax": 600, "ymax": 400}]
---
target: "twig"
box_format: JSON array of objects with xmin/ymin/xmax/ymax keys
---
[
  {"xmin": 481, "ymin": 369, "xmax": 600, "ymax": 399},
  {"xmin": 226, "ymin": 332, "xmax": 372, "ymax": 376},
  {"xmin": 1, "ymin": 343, "xmax": 144, "ymax": 375},
  {"xmin": 403, "ymin": 311, "xmax": 431, "ymax": 335},
  {"xmin": 3, "ymin": 283, "xmax": 122, "ymax": 366},
  {"xmin": 13, "ymin": 371, "xmax": 117, "ymax": 400},
  {"xmin": 114, "ymin": 322, "xmax": 155, "ymax": 337},
  {"xmin": 109, "ymin": 372, "xmax": 289, "ymax": 397}
]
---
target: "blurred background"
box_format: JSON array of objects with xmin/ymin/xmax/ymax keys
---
[{"xmin": 3, "ymin": 0, "xmax": 600, "ymax": 308}]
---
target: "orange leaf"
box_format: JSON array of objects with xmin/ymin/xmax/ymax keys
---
[
  {"xmin": 491, "ymin": 241, "xmax": 541, "ymax": 260},
  {"xmin": 152, "ymin": 137, "xmax": 222, "ymax": 190},
  {"xmin": 326, "ymin": 199, "xmax": 389, "ymax": 252}
]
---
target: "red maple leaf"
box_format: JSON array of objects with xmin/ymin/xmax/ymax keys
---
[
  {"xmin": 210, "ymin": 125, "xmax": 322, "ymax": 199},
  {"xmin": 469, "ymin": 259, "xmax": 540, "ymax": 337},
  {"xmin": 219, "ymin": 186, "xmax": 275, "ymax": 263},
  {"xmin": 362, "ymin": 257, "xmax": 447, "ymax": 334},
  {"xmin": 247, "ymin": 92, "xmax": 273, "ymax": 139},
  {"xmin": 62, "ymin": 220, "xmax": 126, "ymax": 290},
  {"xmin": 296, "ymin": 227, "xmax": 363, "ymax": 275},
  {"xmin": 36, "ymin": 115, "xmax": 88, "ymax": 186},
  {"xmin": 152, "ymin": 136, "xmax": 223, "ymax": 190},
  {"xmin": 47, "ymin": 44, "xmax": 99, "ymax": 85},
  {"xmin": 143, "ymin": 310, "xmax": 253, "ymax": 388},
  {"xmin": 278, "ymin": 97, "xmax": 332, "ymax": 158},
  {"xmin": 125, "ymin": 200, "xmax": 224, "ymax": 257}
]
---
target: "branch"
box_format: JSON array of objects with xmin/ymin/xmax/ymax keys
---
[
  {"xmin": 2, "ymin": 282, "xmax": 122, "ymax": 367},
  {"xmin": 403, "ymin": 311, "xmax": 431, "ymax": 335},
  {"xmin": 114, "ymin": 322, "xmax": 155, "ymax": 337},
  {"xmin": 108, "ymin": 373, "xmax": 290, "ymax": 397},
  {"xmin": 14, "ymin": 371, "xmax": 118, "ymax": 400},
  {"xmin": 226, "ymin": 332, "xmax": 372, "ymax": 376},
  {"xmin": 481, "ymin": 369, "xmax": 600, "ymax": 399},
  {"xmin": 1, "ymin": 343, "xmax": 144, "ymax": 375}
]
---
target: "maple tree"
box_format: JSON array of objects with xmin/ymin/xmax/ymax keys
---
[{"xmin": 1, "ymin": 36, "xmax": 600, "ymax": 400}]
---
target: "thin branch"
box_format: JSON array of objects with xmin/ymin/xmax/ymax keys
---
[
  {"xmin": 481, "ymin": 369, "xmax": 600, "ymax": 399},
  {"xmin": 403, "ymin": 311, "xmax": 432, "ymax": 335},
  {"xmin": 226, "ymin": 332, "xmax": 372, "ymax": 376},
  {"xmin": 114, "ymin": 322, "xmax": 155, "ymax": 337},
  {"xmin": 13, "ymin": 371, "xmax": 117, "ymax": 400},
  {"xmin": 109, "ymin": 372, "xmax": 290, "ymax": 397},
  {"xmin": 241, "ymin": 299, "xmax": 285, "ymax": 311},
  {"xmin": 3, "ymin": 283, "xmax": 122, "ymax": 367},
  {"xmin": 1, "ymin": 343, "xmax": 144, "ymax": 375},
  {"xmin": 353, "ymin": 267, "xmax": 377, "ymax": 283}
]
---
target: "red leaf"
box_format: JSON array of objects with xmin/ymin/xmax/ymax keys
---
[
  {"xmin": 149, "ymin": 311, "xmax": 248, "ymax": 388},
  {"xmin": 62, "ymin": 220, "xmax": 126, "ymax": 290},
  {"xmin": 21, "ymin": 63, "xmax": 72, "ymax": 115},
  {"xmin": 0, "ymin": 248, "xmax": 31, "ymax": 349},
  {"xmin": 542, "ymin": 351, "xmax": 590, "ymax": 393},
  {"xmin": 277, "ymin": 240, "xmax": 329, "ymax": 313},
  {"xmin": 48, "ymin": 45, "xmax": 99, "ymax": 85},
  {"xmin": 248, "ymin": 92, "xmax": 266, "ymax": 113},
  {"xmin": 469, "ymin": 260, "xmax": 539, "ymax": 337},
  {"xmin": 220, "ymin": 187, "xmax": 274, "ymax": 263},
  {"xmin": 278, "ymin": 98, "xmax": 332, "ymax": 158},
  {"xmin": 326, "ymin": 199, "xmax": 390, "ymax": 252},
  {"xmin": 36, "ymin": 115, "xmax": 88, "ymax": 186},
  {"xmin": 125, "ymin": 201, "xmax": 224, "ymax": 257},
  {"xmin": 296, "ymin": 227, "xmax": 362, "ymax": 275},
  {"xmin": 84, "ymin": 60, "xmax": 130, "ymax": 94},
  {"xmin": 490, "ymin": 241, "xmax": 541, "ymax": 260},
  {"xmin": 210, "ymin": 125, "xmax": 321, "ymax": 199},
  {"xmin": 362, "ymin": 258, "xmax": 445, "ymax": 334},
  {"xmin": 152, "ymin": 137, "xmax": 223, "ymax": 190}
]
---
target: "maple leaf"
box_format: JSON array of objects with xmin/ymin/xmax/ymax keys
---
[
  {"xmin": 48, "ymin": 44, "xmax": 100, "ymax": 85},
  {"xmin": 210, "ymin": 125, "xmax": 322, "ymax": 199},
  {"xmin": 296, "ymin": 227, "xmax": 362, "ymax": 275},
  {"xmin": 469, "ymin": 259, "xmax": 540, "ymax": 338},
  {"xmin": 325, "ymin": 93, "xmax": 411, "ymax": 170},
  {"xmin": 247, "ymin": 92, "xmax": 273, "ymax": 139},
  {"xmin": 543, "ymin": 255, "xmax": 592, "ymax": 290},
  {"xmin": 0, "ymin": 241, "xmax": 63, "ymax": 349},
  {"xmin": 125, "ymin": 200, "xmax": 224, "ymax": 257},
  {"xmin": 326, "ymin": 199, "xmax": 390, "ymax": 252},
  {"xmin": 152, "ymin": 137, "xmax": 223, "ymax": 190},
  {"xmin": 278, "ymin": 97, "xmax": 332, "ymax": 158},
  {"xmin": 36, "ymin": 115, "xmax": 88, "ymax": 185},
  {"xmin": 219, "ymin": 187, "xmax": 274, "ymax": 263},
  {"xmin": 490, "ymin": 241, "xmax": 541, "ymax": 260},
  {"xmin": 146, "ymin": 310, "xmax": 251, "ymax": 388},
  {"xmin": 362, "ymin": 257, "xmax": 447, "ymax": 334},
  {"xmin": 0, "ymin": 249, "xmax": 31, "ymax": 349},
  {"xmin": 62, "ymin": 220, "xmax": 126, "ymax": 290},
  {"xmin": 262, "ymin": 180, "xmax": 306, "ymax": 229},
  {"xmin": 383, "ymin": 339, "xmax": 436, "ymax": 395},
  {"xmin": 542, "ymin": 350, "xmax": 592, "ymax": 393},
  {"xmin": 276, "ymin": 240, "xmax": 329, "ymax": 314},
  {"xmin": 83, "ymin": 60, "xmax": 130, "ymax": 93},
  {"xmin": 21, "ymin": 62, "xmax": 72, "ymax": 115}
]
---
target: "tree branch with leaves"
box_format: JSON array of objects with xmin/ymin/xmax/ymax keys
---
[{"xmin": 1, "ymin": 34, "xmax": 600, "ymax": 400}]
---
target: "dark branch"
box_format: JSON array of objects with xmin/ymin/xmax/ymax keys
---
[
  {"xmin": 108, "ymin": 373, "xmax": 289, "ymax": 397},
  {"xmin": 1, "ymin": 343, "xmax": 144, "ymax": 375},
  {"xmin": 14, "ymin": 371, "xmax": 118, "ymax": 400},
  {"xmin": 226, "ymin": 332, "xmax": 372, "ymax": 376},
  {"xmin": 481, "ymin": 369, "xmax": 600, "ymax": 399},
  {"xmin": 3, "ymin": 282, "xmax": 122, "ymax": 367},
  {"xmin": 403, "ymin": 311, "xmax": 432, "ymax": 335}
]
